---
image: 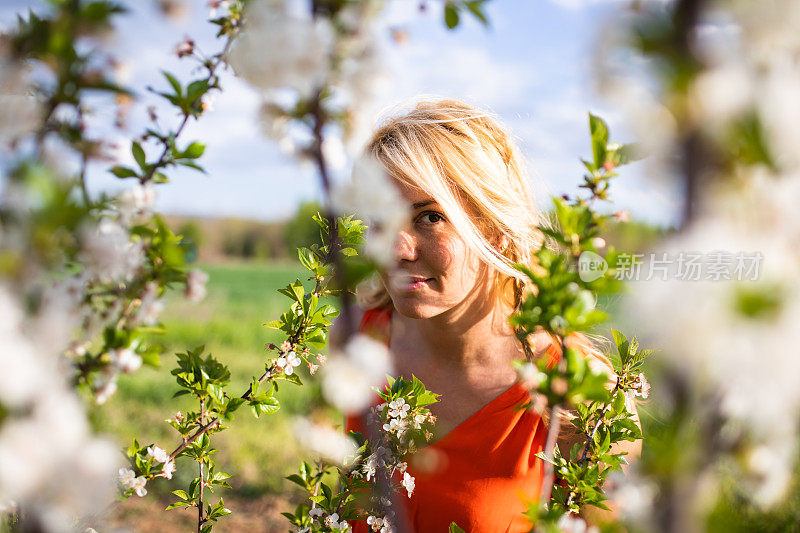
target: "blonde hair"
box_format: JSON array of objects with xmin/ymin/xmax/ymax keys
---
[{"xmin": 355, "ymin": 98, "xmax": 611, "ymax": 361}]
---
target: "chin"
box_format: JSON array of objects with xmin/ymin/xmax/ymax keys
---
[{"xmin": 389, "ymin": 296, "xmax": 443, "ymax": 320}]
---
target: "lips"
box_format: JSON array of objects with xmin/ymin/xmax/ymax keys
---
[{"xmin": 388, "ymin": 271, "xmax": 434, "ymax": 291}]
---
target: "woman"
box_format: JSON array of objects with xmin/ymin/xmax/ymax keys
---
[{"xmin": 336, "ymin": 98, "xmax": 637, "ymax": 532}]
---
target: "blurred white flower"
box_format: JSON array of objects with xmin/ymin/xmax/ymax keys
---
[
  {"xmin": 293, "ymin": 417, "xmax": 358, "ymax": 465},
  {"xmin": 117, "ymin": 183, "xmax": 156, "ymax": 226},
  {"xmin": 136, "ymin": 281, "xmax": 164, "ymax": 327},
  {"xmin": 605, "ymin": 470, "xmax": 657, "ymax": 526},
  {"xmin": 229, "ymin": 0, "xmax": 333, "ymax": 97},
  {"xmin": 0, "ymin": 55, "xmax": 41, "ymax": 144},
  {"xmin": 93, "ymin": 374, "xmax": 118, "ymax": 405},
  {"xmin": 756, "ymin": 60, "xmax": 800, "ymax": 169},
  {"xmin": 557, "ymin": 513, "xmax": 596, "ymax": 533},
  {"xmin": 690, "ymin": 62, "xmax": 754, "ymax": 124},
  {"xmin": 0, "ymin": 286, "xmax": 52, "ymax": 407},
  {"xmin": 80, "ymin": 218, "xmax": 144, "ymax": 283},
  {"xmin": 321, "ymin": 356, "xmax": 374, "ymax": 414},
  {"xmin": 331, "ymin": 156, "xmax": 407, "ymax": 266},
  {"xmin": 209, "ymin": 0, "xmax": 232, "ymax": 19},
  {"xmin": 258, "ymin": 100, "xmax": 290, "ymax": 144},
  {"xmin": 731, "ymin": 0, "xmax": 800, "ymax": 60},
  {"xmin": 624, "ymin": 170, "xmax": 800, "ymax": 507},
  {"xmin": 322, "ymin": 135, "xmax": 347, "ymax": 172},
  {"xmin": 111, "ymin": 348, "xmax": 142, "ymax": 374},
  {"xmin": 185, "ymin": 269, "xmax": 209, "ymax": 303},
  {"xmin": 117, "ymin": 468, "xmax": 136, "ymax": 489},
  {"xmin": 344, "ymin": 333, "xmax": 393, "ymax": 383},
  {"xmin": 745, "ymin": 442, "xmax": 795, "ymax": 508},
  {"xmin": 321, "ymin": 333, "xmax": 392, "ymax": 413}
]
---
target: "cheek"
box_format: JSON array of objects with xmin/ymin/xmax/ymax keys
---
[{"xmin": 426, "ymin": 234, "xmax": 481, "ymax": 284}]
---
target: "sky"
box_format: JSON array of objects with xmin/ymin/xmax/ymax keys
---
[{"xmin": 0, "ymin": 0, "xmax": 682, "ymax": 227}]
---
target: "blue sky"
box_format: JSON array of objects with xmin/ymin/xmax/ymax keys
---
[{"xmin": 1, "ymin": 0, "xmax": 681, "ymax": 227}]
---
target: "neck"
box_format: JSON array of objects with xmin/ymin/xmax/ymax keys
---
[{"xmin": 392, "ymin": 286, "xmax": 522, "ymax": 372}]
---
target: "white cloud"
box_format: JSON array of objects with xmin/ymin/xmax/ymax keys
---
[{"xmin": 380, "ymin": 41, "xmax": 537, "ymax": 111}]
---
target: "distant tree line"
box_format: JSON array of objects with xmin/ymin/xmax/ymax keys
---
[{"xmin": 169, "ymin": 200, "xmax": 324, "ymax": 262}]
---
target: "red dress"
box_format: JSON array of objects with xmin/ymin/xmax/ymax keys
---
[{"xmin": 345, "ymin": 306, "xmax": 561, "ymax": 533}]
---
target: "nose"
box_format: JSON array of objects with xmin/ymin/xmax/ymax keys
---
[{"xmin": 393, "ymin": 227, "xmax": 417, "ymax": 262}]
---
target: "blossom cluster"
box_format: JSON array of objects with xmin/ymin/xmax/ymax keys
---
[{"xmin": 303, "ymin": 507, "xmax": 350, "ymax": 532}]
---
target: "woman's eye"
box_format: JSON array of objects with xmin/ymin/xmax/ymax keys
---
[{"xmin": 418, "ymin": 212, "xmax": 444, "ymax": 225}]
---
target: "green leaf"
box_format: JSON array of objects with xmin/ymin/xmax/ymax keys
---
[
  {"xmin": 464, "ymin": 1, "xmax": 488, "ymax": 25},
  {"xmin": 250, "ymin": 395, "xmax": 280, "ymax": 418},
  {"xmin": 165, "ymin": 501, "xmax": 191, "ymax": 510},
  {"xmin": 132, "ymin": 141, "xmax": 146, "ymax": 170},
  {"xmin": 285, "ymin": 474, "xmax": 307, "ymax": 488},
  {"xmin": 449, "ymin": 523, "xmax": 466, "ymax": 533},
  {"xmin": 109, "ymin": 165, "xmax": 138, "ymax": 179},
  {"xmin": 444, "ymin": 3, "xmax": 459, "ymax": 28},
  {"xmin": 182, "ymin": 141, "xmax": 205, "ymax": 159},
  {"xmin": 589, "ymin": 113, "xmax": 609, "ymax": 169},
  {"xmin": 163, "ymin": 70, "xmax": 183, "ymax": 98},
  {"xmin": 610, "ymin": 143, "xmax": 644, "ymax": 166}
]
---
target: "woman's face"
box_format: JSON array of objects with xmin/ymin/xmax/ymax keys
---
[{"xmin": 380, "ymin": 180, "xmax": 493, "ymax": 320}]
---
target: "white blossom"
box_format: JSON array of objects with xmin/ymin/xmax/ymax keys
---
[
  {"xmin": 146, "ymin": 445, "xmax": 169, "ymax": 464},
  {"xmin": 292, "ymin": 418, "xmax": 358, "ymax": 465},
  {"xmin": 0, "ymin": 54, "xmax": 41, "ymax": 144},
  {"xmin": 388, "ymin": 398, "xmax": 411, "ymax": 419},
  {"xmin": 209, "ymin": 0, "xmax": 232, "ymax": 19},
  {"xmin": 745, "ymin": 442, "xmax": 795, "ymax": 508},
  {"xmin": 321, "ymin": 333, "xmax": 392, "ymax": 414},
  {"xmin": 690, "ymin": 62, "xmax": 753, "ymax": 124},
  {"xmin": 185, "ymin": 269, "xmax": 209, "ymax": 302},
  {"xmin": 93, "ymin": 375, "xmax": 118, "ymax": 405},
  {"xmin": 229, "ymin": 0, "xmax": 333, "ymax": 97},
  {"xmin": 401, "ymin": 472, "xmax": 415, "ymax": 498},
  {"xmin": 136, "ymin": 281, "xmax": 164, "ymax": 327},
  {"xmin": 110, "ymin": 348, "xmax": 142, "ymax": 374},
  {"xmin": 277, "ymin": 350, "xmax": 302, "ymax": 375},
  {"xmin": 162, "ymin": 459, "xmax": 176, "ymax": 480},
  {"xmin": 0, "ymin": 286, "xmax": 53, "ymax": 407},
  {"xmin": 557, "ymin": 512, "xmax": 597, "ymax": 533},
  {"xmin": 117, "ymin": 183, "xmax": 156, "ymax": 226},
  {"xmin": 130, "ymin": 476, "xmax": 147, "ymax": 497},
  {"xmin": 80, "ymin": 218, "xmax": 144, "ymax": 283},
  {"xmin": 343, "ymin": 333, "xmax": 393, "ymax": 384},
  {"xmin": 367, "ymin": 515, "xmax": 384, "ymax": 531},
  {"xmin": 117, "ymin": 468, "xmax": 136, "ymax": 489}
]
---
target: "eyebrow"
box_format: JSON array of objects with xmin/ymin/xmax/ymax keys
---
[{"xmin": 412, "ymin": 200, "xmax": 437, "ymax": 210}]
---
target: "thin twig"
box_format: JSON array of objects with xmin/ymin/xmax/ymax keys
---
[
  {"xmin": 540, "ymin": 403, "xmax": 563, "ymax": 505},
  {"xmin": 167, "ymin": 366, "xmax": 276, "ymax": 463},
  {"xmin": 198, "ymin": 398, "xmax": 205, "ymax": 533}
]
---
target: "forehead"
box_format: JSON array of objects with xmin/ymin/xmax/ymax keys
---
[{"xmin": 392, "ymin": 178, "xmax": 438, "ymax": 207}]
